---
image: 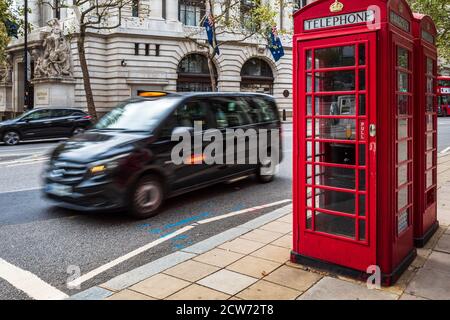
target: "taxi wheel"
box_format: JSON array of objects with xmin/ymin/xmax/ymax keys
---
[
  {"xmin": 129, "ymin": 175, "xmax": 164, "ymax": 219},
  {"xmin": 3, "ymin": 131, "xmax": 21, "ymax": 146},
  {"xmin": 256, "ymin": 151, "xmax": 279, "ymax": 183}
]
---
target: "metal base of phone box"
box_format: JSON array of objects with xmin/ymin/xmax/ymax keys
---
[
  {"xmin": 290, "ymin": 249, "xmax": 417, "ymax": 287},
  {"xmin": 414, "ymin": 221, "xmax": 439, "ymax": 248}
]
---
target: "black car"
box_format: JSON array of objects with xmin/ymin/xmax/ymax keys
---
[
  {"xmin": 0, "ymin": 108, "xmax": 92, "ymax": 145},
  {"xmin": 44, "ymin": 92, "xmax": 282, "ymax": 219}
]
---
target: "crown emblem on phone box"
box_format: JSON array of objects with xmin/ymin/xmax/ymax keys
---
[{"xmin": 330, "ymin": 0, "xmax": 344, "ymax": 13}]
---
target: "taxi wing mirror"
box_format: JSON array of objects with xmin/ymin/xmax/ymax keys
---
[{"xmin": 172, "ymin": 126, "xmax": 194, "ymax": 137}]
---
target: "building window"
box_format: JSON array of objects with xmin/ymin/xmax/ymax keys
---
[
  {"xmin": 162, "ymin": 0, "xmax": 167, "ymax": 19},
  {"xmin": 134, "ymin": 43, "xmax": 140, "ymax": 55},
  {"xmin": 240, "ymin": 58, "xmax": 274, "ymax": 95},
  {"xmin": 179, "ymin": 0, "xmax": 205, "ymax": 26},
  {"xmin": 54, "ymin": 0, "xmax": 60, "ymax": 19},
  {"xmin": 132, "ymin": 0, "xmax": 139, "ymax": 17},
  {"xmin": 145, "ymin": 44, "xmax": 150, "ymax": 56},
  {"xmin": 155, "ymin": 44, "xmax": 160, "ymax": 56},
  {"xmin": 177, "ymin": 54, "xmax": 217, "ymax": 92},
  {"xmin": 295, "ymin": 0, "xmax": 309, "ymax": 10},
  {"xmin": 240, "ymin": 0, "xmax": 260, "ymax": 31}
]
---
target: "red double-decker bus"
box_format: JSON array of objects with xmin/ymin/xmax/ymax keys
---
[{"xmin": 438, "ymin": 76, "xmax": 450, "ymax": 116}]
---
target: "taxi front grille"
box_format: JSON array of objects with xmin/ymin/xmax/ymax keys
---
[{"xmin": 48, "ymin": 161, "xmax": 88, "ymax": 184}]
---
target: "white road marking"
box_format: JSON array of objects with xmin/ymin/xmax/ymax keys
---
[
  {"xmin": 0, "ymin": 258, "xmax": 68, "ymax": 300},
  {"xmin": 5, "ymin": 159, "xmax": 48, "ymax": 168},
  {"xmin": 0, "ymin": 157, "xmax": 48, "ymax": 167},
  {"xmin": 0, "ymin": 152, "xmax": 45, "ymax": 158},
  {"xmin": 440, "ymin": 146, "xmax": 450, "ymax": 154},
  {"xmin": 0, "ymin": 187, "xmax": 43, "ymax": 194},
  {"xmin": 197, "ymin": 199, "xmax": 292, "ymax": 224},
  {"xmin": 0, "ymin": 145, "xmax": 56, "ymax": 153},
  {"xmin": 68, "ymin": 225, "xmax": 195, "ymax": 288}
]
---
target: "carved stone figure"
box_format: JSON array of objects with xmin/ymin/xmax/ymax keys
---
[
  {"xmin": 34, "ymin": 19, "xmax": 73, "ymax": 79},
  {"xmin": 0, "ymin": 54, "xmax": 12, "ymax": 83}
]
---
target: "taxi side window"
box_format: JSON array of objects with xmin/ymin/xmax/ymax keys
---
[
  {"xmin": 175, "ymin": 101, "xmax": 211, "ymax": 131},
  {"xmin": 249, "ymin": 97, "xmax": 278, "ymax": 122},
  {"xmin": 159, "ymin": 100, "xmax": 212, "ymax": 139},
  {"xmin": 210, "ymin": 98, "xmax": 252, "ymax": 128}
]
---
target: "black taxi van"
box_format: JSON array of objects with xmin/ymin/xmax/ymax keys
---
[{"xmin": 43, "ymin": 92, "xmax": 282, "ymax": 219}]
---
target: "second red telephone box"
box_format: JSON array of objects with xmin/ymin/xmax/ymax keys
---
[
  {"xmin": 412, "ymin": 14, "xmax": 439, "ymax": 247},
  {"xmin": 292, "ymin": 0, "xmax": 418, "ymax": 285}
]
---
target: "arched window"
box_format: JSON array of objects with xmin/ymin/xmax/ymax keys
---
[
  {"xmin": 177, "ymin": 54, "xmax": 217, "ymax": 92},
  {"xmin": 240, "ymin": 58, "xmax": 274, "ymax": 94}
]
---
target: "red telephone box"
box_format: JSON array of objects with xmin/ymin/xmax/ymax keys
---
[
  {"xmin": 292, "ymin": 0, "xmax": 417, "ymax": 285},
  {"xmin": 412, "ymin": 14, "xmax": 439, "ymax": 247}
]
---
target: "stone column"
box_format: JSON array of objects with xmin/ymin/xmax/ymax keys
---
[
  {"xmin": 150, "ymin": 0, "xmax": 163, "ymax": 19},
  {"xmin": 29, "ymin": 0, "xmax": 41, "ymax": 28},
  {"xmin": 166, "ymin": 0, "xmax": 179, "ymax": 21}
]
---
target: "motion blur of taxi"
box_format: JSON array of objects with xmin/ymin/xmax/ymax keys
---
[{"xmin": 43, "ymin": 91, "xmax": 282, "ymax": 219}]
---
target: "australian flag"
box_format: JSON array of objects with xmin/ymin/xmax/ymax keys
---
[
  {"xmin": 268, "ymin": 26, "xmax": 284, "ymax": 62},
  {"xmin": 203, "ymin": 14, "xmax": 220, "ymax": 56},
  {"xmin": 3, "ymin": 19, "xmax": 19, "ymax": 38}
]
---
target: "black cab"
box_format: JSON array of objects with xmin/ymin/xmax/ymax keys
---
[
  {"xmin": 44, "ymin": 93, "xmax": 282, "ymax": 219},
  {"xmin": 0, "ymin": 108, "xmax": 92, "ymax": 145}
]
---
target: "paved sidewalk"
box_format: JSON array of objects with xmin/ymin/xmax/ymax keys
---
[{"xmin": 71, "ymin": 154, "xmax": 450, "ymax": 300}]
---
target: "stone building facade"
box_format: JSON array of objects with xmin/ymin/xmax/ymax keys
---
[{"xmin": 1, "ymin": 0, "xmax": 307, "ymax": 119}]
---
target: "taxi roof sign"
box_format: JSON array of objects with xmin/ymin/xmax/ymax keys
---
[{"xmin": 137, "ymin": 91, "xmax": 168, "ymax": 97}]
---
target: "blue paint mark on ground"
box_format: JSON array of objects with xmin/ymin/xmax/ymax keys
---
[{"xmin": 145, "ymin": 212, "xmax": 210, "ymax": 236}]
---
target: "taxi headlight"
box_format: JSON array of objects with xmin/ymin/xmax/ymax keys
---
[{"xmin": 89, "ymin": 153, "xmax": 130, "ymax": 175}]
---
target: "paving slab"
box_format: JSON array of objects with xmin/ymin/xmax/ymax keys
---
[
  {"xmin": 197, "ymin": 270, "xmax": 258, "ymax": 295},
  {"xmin": 250, "ymin": 244, "xmax": 291, "ymax": 263},
  {"xmin": 421, "ymin": 251, "xmax": 450, "ymax": 275},
  {"xmin": 218, "ymin": 237, "xmax": 266, "ymax": 255},
  {"xmin": 226, "ymin": 255, "xmax": 282, "ymax": 278},
  {"xmin": 276, "ymin": 214, "xmax": 292, "ymax": 224},
  {"xmin": 130, "ymin": 274, "xmax": 190, "ymax": 299},
  {"xmin": 240, "ymin": 229, "xmax": 285, "ymax": 244},
  {"xmin": 437, "ymin": 209, "xmax": 450, "ymax": 226},
  {"xmin": 106, "ymin": 289, "xmax": 155, "ymax": 300},
  {"xmin": 193, "ymin": 248, "xmax": 244, "ymax": 268},
  {"xmin": 163, "ymin": 260, "xmax": 220, "ymax": 283},
  {"xmin": 259, "ymin": 221, "xmax": 292, "ymax": 234},
  {"xmin": 405, "ymin": 267, "xmax": 450, "ymax": 300},
  {"xmin": 435, "ymin": 233, "xmax": 450, "ymax": 254},
  {"xmin": 399, "ymin": 293, "xmax": 428, "ymax": 300},
  {"xmin": 298, "ymin": 277, "xmax": 399, "ymax": 300},
  {"xmin": 271, "ymin": 234, "xmax": 292, "ymax": 249},
  {"xmin": 264, "ymin": 265, "xmax": 322, "ymax": 291},
  {"xmin": 424, "ymin": 226, "xmax": 447, "ymax": 250},
  {"xmin": 236, "ymin": 280, "xmax": 301, "ymax": 300},
  {"xmin": 166, "ymin": 284, "xmax": 230, "ymax": 300}
]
